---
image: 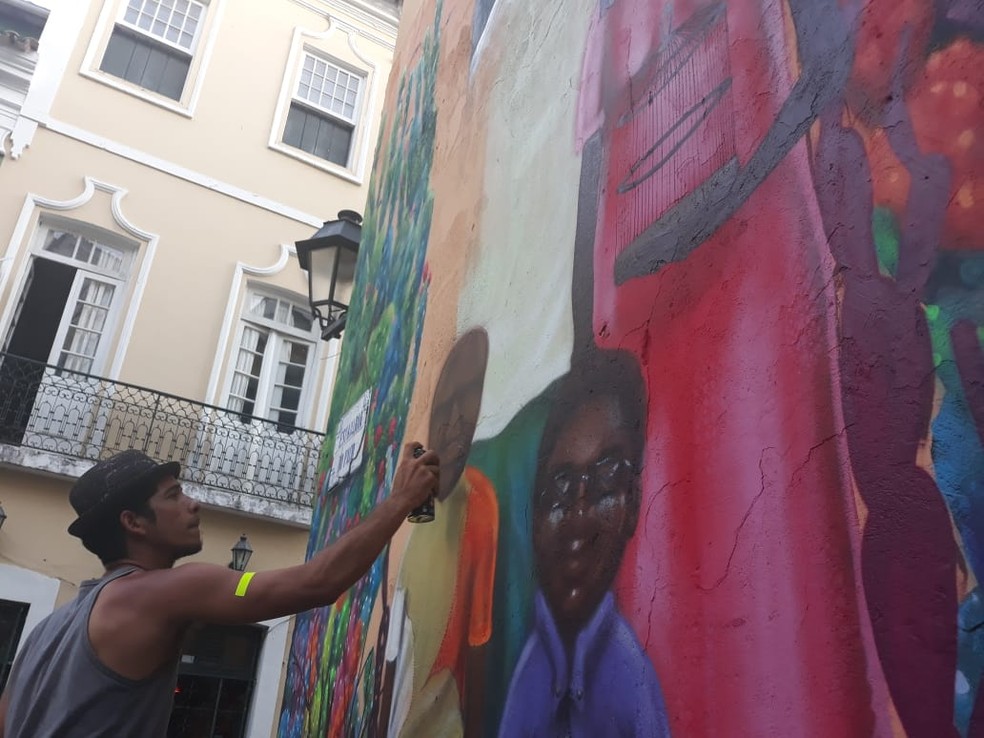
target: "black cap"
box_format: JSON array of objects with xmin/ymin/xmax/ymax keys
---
[{"xmin": 68, "ymin": 450, "xmax": 181, "ymax": 538}]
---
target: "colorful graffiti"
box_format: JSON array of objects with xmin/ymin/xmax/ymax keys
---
[
  {"xmin": 280, "ymin": 0, "xmax": 984, "ymax": 736},
  {"xmin": 277, "ymin": 9, "xmax": 439, "ymax": 736}
]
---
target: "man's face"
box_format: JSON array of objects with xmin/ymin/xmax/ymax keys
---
[
  {"xmin": 428, "ymin": 330, "xmax": 488, "ymax": 501},
  {"xmin": 533, "ymin": 396, "xmax": 640, "ymax": 637},
  {"xmin": 144, "ymin": 476, "xmax": 203, "ymax": 559}
]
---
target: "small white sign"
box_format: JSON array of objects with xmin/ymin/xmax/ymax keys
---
[{"xmin": 328, "ymin": 389, "xmax": 372, "ymax": 489}]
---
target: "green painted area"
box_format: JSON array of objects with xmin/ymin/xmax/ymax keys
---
[{"xmin": 873, "ymin": 206, "xmax": 899, "ymax": 279}]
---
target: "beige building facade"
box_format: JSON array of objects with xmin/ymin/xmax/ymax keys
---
[{"xmin": 0, "ymin": 0, "xmax": 396, "ymax": 734}]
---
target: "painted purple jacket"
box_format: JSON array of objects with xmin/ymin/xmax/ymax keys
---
[{"xmin": 499, "ymin": 591, "xmax": 671, "ymax": 738}]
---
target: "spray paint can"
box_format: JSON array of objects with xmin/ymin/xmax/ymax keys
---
[{"xmin": 407, "ymin": 446, "xmax": 435, "ymax": 523}]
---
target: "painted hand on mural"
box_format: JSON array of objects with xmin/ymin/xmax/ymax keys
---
[{"xmin": 500, "ymin": 349, "xmax": 671, "ymax": 737}]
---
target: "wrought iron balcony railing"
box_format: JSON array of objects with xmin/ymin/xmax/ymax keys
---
[{"xmin": 0, "ymin": 353, "xmax": 323, "ymax": 507}]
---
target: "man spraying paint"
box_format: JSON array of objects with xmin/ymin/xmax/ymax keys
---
[{"xmin": 0, "ymin": 445, "xmax": 438, "ymax": 738}]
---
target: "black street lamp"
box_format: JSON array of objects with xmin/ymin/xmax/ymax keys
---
[
  {"xmin": 229, "ymin": 534, "xmax": 253, "ymax": 572},
  {"xmin": 295, "ymin": 210, "xmax": 362, "ymax": 341},
  {"xmin": 0, "ymin": 502, "xmax": 6, "ymax": 532}
]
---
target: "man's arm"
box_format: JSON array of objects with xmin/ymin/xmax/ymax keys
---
[{"xmin": 137, "ymin": 443, "xmax": 438, "ymax": 626}]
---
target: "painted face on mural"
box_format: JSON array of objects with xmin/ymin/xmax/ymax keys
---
[
  {"xmin": 534, "ymin": 384, "xmax": 641, "ymax": 641},
  {"xmin": 428, "ymin": 328, "xmax": 489, "ymax": 501}
]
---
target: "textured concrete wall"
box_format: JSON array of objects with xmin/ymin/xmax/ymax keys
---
[{"xmin": 281, "ymin": 1, "xmax": 984, "ymax": 736}]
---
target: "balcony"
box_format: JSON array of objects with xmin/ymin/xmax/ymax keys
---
[{"xmin": 0, "ymin": 353, "xmax": 322, "ymax": 525}]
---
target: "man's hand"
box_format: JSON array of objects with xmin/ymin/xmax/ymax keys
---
[{"xmin": 390, "ymin": 443, "xmax": 439, "ymax": 516}]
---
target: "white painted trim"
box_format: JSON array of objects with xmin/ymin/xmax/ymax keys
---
[
  {"xmin": 0, "ymin": 564, "xmax": 60, "ymax": 652},
  {"xmin": 185, "ymin": 0, "xmax": 227, "ymax": 115},
  {"xmin": 267, "ymin": 140, "xmax": 364, "ymax": 185},
  {"xmin": 102, "ymin": 180, "xmax": 160, "ymax": 378},
  {"xmin": 328, "ymin": 10, "xmax": 396, "ymax": 53},
  {"xmin": 345, "ymin": 24, "xmax": 379, "ymax": 69},
  {"xmin": 288, "ymin": 0, "xmax": 398, "ymax": 42},
  {"xmin": 78, "ymin": 0, "xmax": 121, "ymax": 88},
  {"xmin": 348, "ymin": 27, "xmax": 382, "ymax": 184},
  {"xmin": 77, "ymin": 70, "xmax": 196, "ymax": 118},
  {"xmin": 245, "ymin": 616, "xmax": 292, "ymax": 738},
  {"xmin": 268, "ymin": 22, "xmax": 379, "ymax": 185},
  {"xmin": 78, "ymin": 0, "xmax": 228, "ymax": 117},
  {"xmin": 0, "ymin": 177, "xmax": 161, "ymax": 381},
  {"xmin": 206, "ymin": 266, "xmax": 247, "ymax": 405},
  {"xmin": 268, "ymin": 25, "xmax": 319, "ymax": 181},
  {"xmin": 11, "ymin": 0, "xmax": 87, "ymax": 157},
  {"xmin": 30, "ymin": 115, "xmax": 323, "ymax": 228}
]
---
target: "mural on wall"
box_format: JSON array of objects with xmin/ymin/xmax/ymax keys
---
[
  {"xmin": 277, "ymin": 9, "xmax": 439, "ymax": 736},
  {"xmin": 280, "ymin": 0, "xmax": 984, "ymax": 736}
]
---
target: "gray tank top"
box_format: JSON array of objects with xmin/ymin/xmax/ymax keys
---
[{"xmin": 3, "ymin": 566, "xmax": 179, "ymax": 738}]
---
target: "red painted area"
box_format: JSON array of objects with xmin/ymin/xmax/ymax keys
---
[{"xmin": 587, "ymin": 1, "xmax": 878, "ymax": 735}]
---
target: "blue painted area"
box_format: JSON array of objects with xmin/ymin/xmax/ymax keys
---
[{"xmin": 927, "ymin": 271, "xmax": 984, "ymax": 734}]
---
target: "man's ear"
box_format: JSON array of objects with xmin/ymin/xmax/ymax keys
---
[{"xmin": 119, "ymin": 508, "xmax": 149, "ymax": 536}]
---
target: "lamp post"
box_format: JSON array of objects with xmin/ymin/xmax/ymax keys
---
[
  {"xmin": 229, "ymin": 534, "xmax": 253, "ymax": 572},
  {"xmin": 295, "ymin": 210, "xmax": 362, "ymax": 341}
]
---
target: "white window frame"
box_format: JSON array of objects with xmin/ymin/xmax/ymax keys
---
[
  {"xmin": 268, "ymin": 26, "xmax": 380, "ymax": 184},
  {"xmin": 48, "ymin": 271, "xmax": 124, "ymax": 375},
  {"xmin": 14, "ymin": 221, "xmax": 138, "ymax": 377},
  {"xmin": 224, "ymin": 289, "xmax": 320, "ymax": 431},
  {"xmin": 280, "ymin": 50, "xmax": 365, "ymax": 171},
  {"xmin": 38, "ymin": 227, "xmax": 133, "ymax": 280},
  {"xmin": 204, "ymin": 245, "xmax": 338, "ymax": 434},
  {"xmin": 293, "ymin": 52, "xmax": 364, "ymax": 128},
  {"xmin": 79, "ymin": 0, "xmax": 226, "ymax": 117},
  {"xmin": 0, "ymin": 180, "xmax": 160, "ymax": 382},
  {"xmin": 116, "ymin": 0, "xmax": 207, "ymax": 55}
]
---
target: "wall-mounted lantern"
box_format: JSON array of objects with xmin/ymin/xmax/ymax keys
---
[
  {"xmin": 229, "ymin": 533, "xmax": 253, "ymax": 572},
  {"xmin": 295, "ymin": 210, "xmax": 362, "ymax": 341}
]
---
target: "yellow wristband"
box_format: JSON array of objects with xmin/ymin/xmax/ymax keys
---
[{"xmin": 235, "ymin": 571, "xmax": 256, "ymax": 597}]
